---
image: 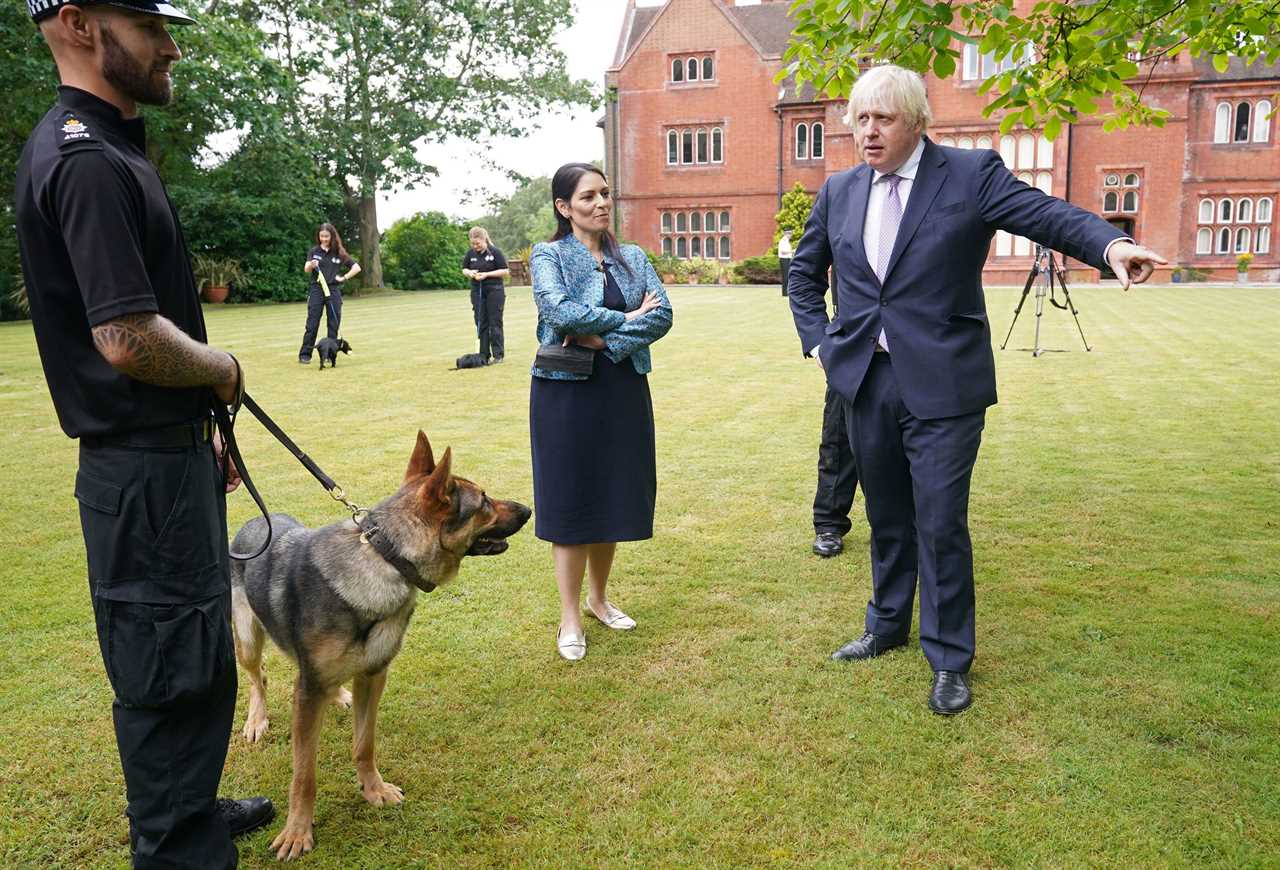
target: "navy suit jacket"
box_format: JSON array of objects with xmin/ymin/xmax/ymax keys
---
[{"xmin": 789, "ymin": 138, "xmax": 1124, "ymax": 420}]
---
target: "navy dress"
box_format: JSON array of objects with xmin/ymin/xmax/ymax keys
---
[{"xmin": 530, "ymin": 266, "xmax": 656, "ymax": 544}]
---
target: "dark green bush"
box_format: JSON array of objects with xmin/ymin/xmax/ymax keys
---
[
  {"xmin": 382, "ymin": 212, "xmax": 471, "ymax": 291},
  {"xmin": 734, "ymin": 254, "xmax": 782, "ymax": 284}
]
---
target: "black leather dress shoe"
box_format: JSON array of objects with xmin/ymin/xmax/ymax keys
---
[
  {"xmin": 928, "ymin": 671, "xmax": 972, "ymax": 715},
  {"xmin": 218, "ymin": 796, "xmax": 276, "ymax": 838},
  {"xmin": 812, "ymin": 531, "xmax": 844, "ymax": 557},
  {"xmin": 830, "ymin": 631, "xmax": 906, "ymax": 661}
]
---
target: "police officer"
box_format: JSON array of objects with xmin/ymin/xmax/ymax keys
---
[
  {"xmin": 461, "ymin": 226, "xmax": 509, "ymax": 363},
  {"xmin": 298, "ymin": 222, "xmax": 360, "ymax": 364},
  {"xmin": 16, "ymin": 1, "xmax": 273, "ymax": 866},
  {"xmin": 811, "ymin": 271, "xmax": 859, "ymax": 557}
]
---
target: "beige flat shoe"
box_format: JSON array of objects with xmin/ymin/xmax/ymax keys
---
[
  {"xmin": 586, "ymin": 602, "xmax": 637, "ymax": 631},
  {"xmin": 556, "ymin": 627, "xmax": 586, "ymax": 661}
]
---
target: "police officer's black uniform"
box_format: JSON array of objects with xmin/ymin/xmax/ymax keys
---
[
  {"xmin": 812, "ymin": 277, "xmax": 859, "ymax": 553},
  {"xmin": 461, "ymin": 244, "xmax": 508, "ymax": 361},
  {"xmin": 298, "ymin": 243, "xmax": 354, "ymax": 362},
  {"xmin": 15, "ymin": 81, "xmax": 240, "ymax": 868}
]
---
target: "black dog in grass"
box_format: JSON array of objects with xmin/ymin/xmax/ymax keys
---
[{"xmin": 317, "ymin": 337, "xmax": 352, "ymax": 370}]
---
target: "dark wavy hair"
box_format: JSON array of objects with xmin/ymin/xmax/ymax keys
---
[
  {"xmin": 315, "ymin": 223, "xmax": 350, "ymax": 260},
  {"xmin": 549, "ymin": 163, "xmax": 631, "ymax": 275}
]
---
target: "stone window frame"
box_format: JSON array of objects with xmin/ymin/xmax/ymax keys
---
[
  {"xmin": 664, "ymin": 125, "xmax": 725, "ymax": 168},
  {"xmin": 658, "ymin": 208, "xmax": 733, "ymax": 260}
]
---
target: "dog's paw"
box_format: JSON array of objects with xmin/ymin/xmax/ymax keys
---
[
  {"xmin": 271, "ymin": 818, "xmax": 314, "ymax": 861},
  {"xmin": 242, "ymin": 715, "xmax": 270, "ymax": 743},
  {"xmin": 361, "ymin": 779, "xmax": 405, "ymax": 807},
  {"xmin": 333, "ymin": 686, "xmax": 352, "ymax": 709}
]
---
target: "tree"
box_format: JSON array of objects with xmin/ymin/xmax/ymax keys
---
[
  {"xmin": 479, "ymin": 175, "xmax": 557, "ymax": 253},
  {"xmin": 381, "ymin": 212, "xmax": 471, "ymax": 290},
  {"xmin": 774, "ymin": 183, "xmax": 814, "ymax": 251},
  {"xmin": 286, "ymin": 1, "xmax": 595, "ymax": 287},
  {"xmin": 781, "ymin": 0, "xmax": 1280, "ymax": 137}
]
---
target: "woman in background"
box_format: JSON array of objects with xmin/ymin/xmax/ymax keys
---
[
  {"xmin": 299, "ymin": 223, "xmax": 359, "ymax": 364},
  {"xmin": 461, "ymin": 226, "xmax": 509, "ymax": 363},
  {"xmin": 529, "ymin": 163, "xmax": 673, "ymax": 661}
]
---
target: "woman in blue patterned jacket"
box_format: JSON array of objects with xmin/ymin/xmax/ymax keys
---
[{"xmin": 529, "ymin": 163, "xmax": 674, "ymax": 662}]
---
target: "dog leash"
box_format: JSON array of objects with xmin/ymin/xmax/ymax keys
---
[{"xmin": 211, "ymin": 362, "xmax": 436, "ymax": 590}]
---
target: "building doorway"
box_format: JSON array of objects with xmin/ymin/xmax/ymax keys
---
[{"xmin": 1099, "ymin": 217, "xmax": 1135, "ymax": 279}]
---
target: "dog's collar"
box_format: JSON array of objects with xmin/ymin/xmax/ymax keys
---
[{"xmin": 359, "ymin": 519, "xmax": 437, "ymax": 593}]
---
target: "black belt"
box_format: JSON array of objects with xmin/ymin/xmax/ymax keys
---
[{"xmin": 82, "ymin": 417, "xmax": 214, "ymax": 450}]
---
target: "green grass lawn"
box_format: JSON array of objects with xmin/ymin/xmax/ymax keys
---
[{"xmin": 1, "ymin": 284, "xmax": 1277, "ymax": 867}]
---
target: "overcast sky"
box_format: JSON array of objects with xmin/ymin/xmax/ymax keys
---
[{"xmin": 378, "ymin": 0, "xmax": 756, "ymax": 226}]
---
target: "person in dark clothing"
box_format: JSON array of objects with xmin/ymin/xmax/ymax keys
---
[
  {"xmin": 299, "ymin": 223, "xmax": 359, "ymax": 363},
  {"xmin": 15, "ymin": 2, "xmax": 273, "ymax": 866},
  {"xmin": 812, "ymin": 274, "xmax": 859, "ymax": 557},
  {"xmin": 461, "ymin": 226, "xmax": 509, "ymax": 362}
]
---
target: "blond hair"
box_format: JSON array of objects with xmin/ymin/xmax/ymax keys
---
[
  {"xmin": 843, "ymin": 65, "xmax": 933, "ymax": 133},
  {"xmin": 468, "ymin": 226, "xmax": 491, "ymax": 245}
]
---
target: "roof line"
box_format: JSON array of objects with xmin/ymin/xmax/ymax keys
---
[
  {"xmin": 611, "ymin": 0, "xmax": 786, "ymax": 72},
  {"xmin": 610, "ymin": 0, "xmax": 637, "ymax": 71}
]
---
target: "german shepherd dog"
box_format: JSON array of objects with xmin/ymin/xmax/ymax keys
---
[
  {"xmin": 315, "ymin": 337, "xmax": 352, "ymax": 370},
  {"xmin": 229, "ymin": 431, "xmax": 530, "ymax": 860}
]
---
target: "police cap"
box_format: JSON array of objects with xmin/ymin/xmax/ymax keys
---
[{"xmin": 28, "ymin": 0, "xmax": 196, "ymax": 25}]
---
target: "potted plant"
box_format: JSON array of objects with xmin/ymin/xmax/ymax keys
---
[
  {"xmin": 1236, "ymin": 252, "xmax": 1252, "ymax": 284},
  {"xmin": 653, "ymin": 255, "xmax": 680, "ymax": 284},
  {"xmin": 193, "ymin": 255, "xmax": 244, "ymax": 303}
]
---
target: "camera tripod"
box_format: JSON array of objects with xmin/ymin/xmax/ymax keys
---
[{"xmin": 1000, "ymin": 244, "xmax": 1091, "ymax": 357}]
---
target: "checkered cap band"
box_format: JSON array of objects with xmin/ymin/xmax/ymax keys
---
[{"xmin": 28, "ymin": 0, "xmax": 195, "ymax": 23}]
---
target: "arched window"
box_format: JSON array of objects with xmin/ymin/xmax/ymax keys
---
[
  {"xmin": 976, "ymin": 135, "xmax": 993, "ymax": 150},
  {"xmin": 1123, "ymin": 173, "xmax": 1139, "ymax": 187},
  {"xmin": 704, "ymin": 211, "xmax": 716, "ymax": 232},
  {"xmin": 1017, "ymin": 134, "xmax": 1035, "ymax": 169},
  {"xmin": 1257, "ymin": 197, "xmax": 1273, "ymax": 224},
  {"xmin": 704, "ymin": 236, "xmax": 715, "ymax": 258},
  {"xmin": 690, "ymin": 211, "xmax": 702, "ymax": 232},
  {"xmin": 719, "ymin": 211, "xmax": 730, "ymax": 231},
  {"xmin": 1122, "ymin": 191, "xmax": 1138, "ymax": 211},
  {"xmin": 696, "ymin": 128, "xmax": 708, "ymax": 163},
  {"xmin": 676, "ymin": 237, "xmax": 687, "ymax": 258},
  {"xmin": 1238, "ymin": 199, "xmax": 1253, "ymax": 222},
  {"xmin": 711, "ymin": 127, "xmax": 723, "ymax": 163},
  {"xmin": 1036, "ymin": 172, "xmax": 1053, "ymax": 194},
  {"xmin": 1219, "ymin": 198, "xmax": 1233, "ymax": 223},
  {"xmin": 1236, "ymin": 227, "xmax": 1252, "ymax": 252},
  {"xmin": 702, "ymin": 56, "xmax": 714, "ymax": 80},
  {"xmin": 1196, "ymin": 228, "xmax": 1212, "ymax": 254},
  {"xmin": 1255, "ymin": 100, "xmax": 1272, "ymax": 142},
  {"xmin": 795, "ymin": 123, "xmax": 809, "ymax": 160},
  {"xmin": 690, "ymin": 236, "xmax": 701, "ymax": 257},
  {"xmin": 1198, "ymin": 199, "xmax": 1214, "ymax": 223},
  {"xmin": 1037, "ymin": 135, "xmax": 1054, "ymax": 168},
  {"xmin": 999, "ymin": 136, "xmax": 1016, "ymax": 167},
  {"xmin": 1214, "ymin": 102, "xmax": 1231, "ymax": 143},
  {"xmin": 719, "ymin": 236, "xmax": 731, "ymax": 259},
  {"xmin": 1014, "ymin": 234, "xmax": 1032, "ymax": 256},
  {"xmin": 667, "ymin": 130, "xmax": 678, "ymax": 165},
  {"xmin": 963, "ymin": 44, "xmax": 980, "ymax": 80},
  {"xmin": 1104, "ymin": 173, "xmax": 1120, "ymax": 187},
  {"xmin": 1256, "ymin": 226, "xmax": 1271, "ymax": 254},
  {"xmin": 996, "ymin": 230, "xmax": 1012, "ymax": 256},
  {"xmin": 661, "ymin": 237, "xmax": 672, "ymax": 257},
  {"xmin": 1103, "ymin": 191, "xmax": 1118, "ymax": 212},
  {"xmin": 681, "ymin": 129, "xmax": 694, "ymax": 164},
  {"xmin": 958, "ymin": 136, "xmax": 974, "ymax": 150},
  {"xmin": 1017, "ymin": 171, "xmax": 1033, "ymax": 185},
  {"xmin": 672, "ymin": 59, "xmax": 684, "ymax": 83},
  {"xmin": 661, "ymin": 212, "xmax": 672, "ymax": 233},
  {"xmin": 687, "ymin": 58, "xmax": 699, "ymax": 81},
  {"xmin": 1234, "ymin": 102, "xmax": 1251, "ymax": 142},
  {"xmin": 1218, "ymin": 227, "xmax": 1231, "ymax": 253},
  {"xmin": 940, "ymin": 137, "xmax": 957, "ymax": 148},
  {"xmin": 676, "ymin": 212, "xmax": 687, "ymax": 232},
  {"xmin": 812, "ymin": 122, "xmax": 824, "ymax": 158}
]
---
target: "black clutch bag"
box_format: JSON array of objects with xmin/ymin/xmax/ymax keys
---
[{"xmin": 534, "ymin": 342, "xmax": 596, "ymax": 375}]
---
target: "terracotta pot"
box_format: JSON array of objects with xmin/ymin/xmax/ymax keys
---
[
  {"xmin": 1236, "ymin": 271, "xmax": 1249, "ymax": 284},
  {"xmin": 202, "ymin": 284, "xmax": 229, "ymax": 303},
  {"xmin": 661, "ymin": 272, "xmax": 676, "ymax": 284}
]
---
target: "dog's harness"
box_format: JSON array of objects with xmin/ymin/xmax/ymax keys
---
[{"xmin": 212, "ymin": 358, "xmax": 435, "ymax": 591}]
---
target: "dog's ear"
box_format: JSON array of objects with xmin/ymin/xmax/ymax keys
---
[
  {"xmin": 418, "ymin": 446, "xmax": 454, "ymax": 507},
  {"xmin": 405, "ymin": 430, "xmax": 435, "ymax": 481}
]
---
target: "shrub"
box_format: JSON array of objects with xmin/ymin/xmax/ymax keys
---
[
  {"xmin": 734, "ymin": 254, "xmax": 782, "ymax": 284},
  {"xmin": 382, "ymin": 212, "xmax": 471, "ymax": 291},
  {"xmin": 1237, "ymin": 253, "xmax": 1253, "ymax": 273},
  {"xmin": 687, "ymin": 258, "xmax": 721, "ymax": 283}
]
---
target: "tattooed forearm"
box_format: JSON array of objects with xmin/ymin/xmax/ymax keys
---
[{"xmin": 92, "ymin": 313, "xmax": 235, "ymax": 389}]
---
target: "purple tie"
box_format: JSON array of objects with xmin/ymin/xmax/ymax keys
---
[{"xmin": 875, "ymin": 174, "xmax": 902, "ymax": 282}]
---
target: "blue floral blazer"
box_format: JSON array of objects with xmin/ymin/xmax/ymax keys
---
[{"xmin": 529, "ymin": 235, "xmax": 674, "ymax": 381}]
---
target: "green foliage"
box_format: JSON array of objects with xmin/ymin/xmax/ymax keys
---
[
  {"xmin": 1237, "ymin": 253, "xmax": 1253, "ymax": 272},
  {"xmin": 382, "ymin": 212, "xmax": 471, "ymax": 291},
  {"xmin": 775, "ymin": 183, "xmax": 814, "ymax": 251},
  {"xmin": 479, "ymin": 176, "xmax": 558, "ymax": 253},
  {"xmin": 781, "ymin": 0, "xmax": 1280, "ymax": 136},
  {"xmin": 685, "ymin": 258, "xmax": 722, "ymax": 284},
  {"xmin": 734, "ymin": 255, "xmax": 783, "ymax": 284}
]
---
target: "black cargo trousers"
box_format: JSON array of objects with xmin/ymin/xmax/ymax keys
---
[
  {"xmin": 471, "ymin": 284, "xmax": 506, "ymax": 361},
  {"xmin": 75, "ymin": 419, "xmax": 238, "ymax": 870},
  {"xmin": 812, "ymin": 384, "xmax": 859, "ymax": 536}
]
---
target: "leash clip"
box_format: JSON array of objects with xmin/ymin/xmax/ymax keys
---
[{"xmin": 329, "ymin": 485, "xmax": 368, "ymax": 528}]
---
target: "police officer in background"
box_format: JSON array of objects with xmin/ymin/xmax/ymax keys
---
[
  {"xmin": 811, "ymin": 274, "xmax": 859, "ymax": 557},
  {"xmin": 461, "ymin": 226, "xmax": 509, "ymax": 363},
  {"xmin": 298, "ymin": 222, "xmax": 359, "ymax": 364},
  {"xmin": 16, "ymin": 1, "xmax": 273, "ymax": 866}
]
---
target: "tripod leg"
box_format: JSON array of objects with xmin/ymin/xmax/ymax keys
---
[
  {"xmin": 1000, "ymin": 266, "xmax": 1038, "ymax": 350},
  {"xmin": 1055, "ymin": 266, "xmax": 1092, "ymax": 352},
  {"xmin": 1032, "ymin": 278, "xmax": 1046, "ymax": 357}
]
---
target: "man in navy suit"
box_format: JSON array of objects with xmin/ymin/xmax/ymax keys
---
[{"xmin": 788, "ymin": 65, "xmax": 1165, "ymax": 714}]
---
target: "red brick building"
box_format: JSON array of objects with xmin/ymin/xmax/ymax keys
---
[{"xmin": 603, "ymin": 0, "xmax": 1280, "ymax": 283}]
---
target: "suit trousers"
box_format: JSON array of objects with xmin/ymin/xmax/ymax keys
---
[
  {"xmin": 842, "ymin": 354, "xmax": 984, "ymax": 673},
  {"xmin": 77, "ymin": 440, "xmax": 238, "ymax": 869},
  {"xmin": 299, "ymin": 286, "xmax": 342, "ymax": 360},
  {"xmin": 812, "ymin": 383, "xmax": 858, "ymax": 535}
]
